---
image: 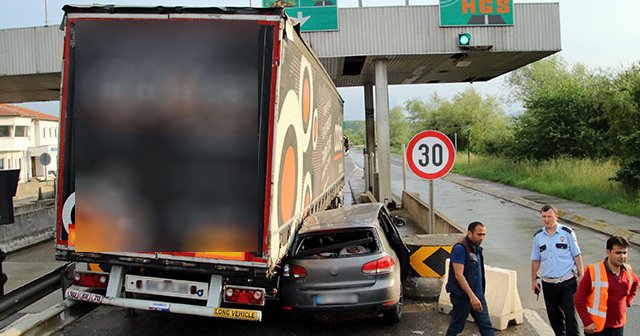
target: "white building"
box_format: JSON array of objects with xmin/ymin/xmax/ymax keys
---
[{"xmin": 0, "ymin": 104, "xmax": 59, "ymax": 182}]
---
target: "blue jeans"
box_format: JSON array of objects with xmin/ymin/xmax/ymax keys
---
[{"xmin": 446, "ymin": 293, "xmax": 495, "ymax": 336}]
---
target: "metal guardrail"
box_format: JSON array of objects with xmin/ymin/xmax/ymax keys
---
[
  {"xmin": 0, "ymin": 249, "xmax": 5, "ymax": 296},
  {"xmin": 0, "ymin": 263, "xmax": 73, "ymax": 321}
]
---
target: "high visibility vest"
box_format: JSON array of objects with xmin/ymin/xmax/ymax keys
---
[{"xmin": 585, "ymin": 262, "xmax": 633, "ymax": 332}]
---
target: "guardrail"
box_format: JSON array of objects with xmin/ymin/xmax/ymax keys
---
[
  {"xmin": 0, "ymin": 263, "xmax": 73, "ymax": 321},
  {"xmin": 0, "ymin": 249, "xmax": 5, "ymax": 296}
]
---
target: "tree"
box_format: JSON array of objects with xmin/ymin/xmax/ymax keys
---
[
  {"xmin": 401, "ymin": 88, "xmax": 512, "ymax": 155},
  {"xmin": 610, "ymin": 64, "xmax": 640, "ymax": 194},
  {"xmin": 506, "ymin": 57, "xmax": 613, "ymax": 160},
  {"xmin": 389, "ymin": 106, "xmax": 411, "ymax": 150},
  {"xmin": 343, "ymin": 120, "xmax": 365, "ymax": 145}
]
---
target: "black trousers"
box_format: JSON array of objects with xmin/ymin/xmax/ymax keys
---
[
  {"xmin": 586, "ymin": 327, "xmax": 624, "ymax": 336},
  {"xmin": 542, "ymin": 277, "xmax": 579, "ymax": 336}
]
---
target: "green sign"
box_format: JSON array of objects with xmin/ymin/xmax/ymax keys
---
[
  {"xmin": 440, "ymin": 0, "xmax": 513, "ymax": 26},
  {"xmin": 264, "ymin": 0, "xmax": 338, "ymax": 32}
]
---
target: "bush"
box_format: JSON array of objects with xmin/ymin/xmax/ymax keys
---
[{"xmin": 611, "ymin": 132, "xmax": 640, "ymax": 195}]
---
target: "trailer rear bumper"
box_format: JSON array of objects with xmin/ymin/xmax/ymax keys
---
[{"xmin": 64, "ymin": 288, "xmax": 263, "ymax": 321}]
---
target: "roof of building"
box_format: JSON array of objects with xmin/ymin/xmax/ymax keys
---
[{"xmin": 0, "ymin": 104, "xmax": 58, "ymax": 122}]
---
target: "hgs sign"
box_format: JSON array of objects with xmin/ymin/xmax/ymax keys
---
[{"xmin": 440, "ymin": 0, "xmax": 513, "ymax": 26}]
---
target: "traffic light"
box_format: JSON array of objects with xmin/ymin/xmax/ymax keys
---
[{"xmin": 458, "ymin": 33, "xmax": 471, "ymax": 47}]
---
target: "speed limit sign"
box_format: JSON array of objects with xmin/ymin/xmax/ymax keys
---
[{"xmin": 406, "ymin": 130, "xmax": 455, "ymax": 180}]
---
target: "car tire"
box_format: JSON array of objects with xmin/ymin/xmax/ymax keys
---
[{"xmin": 381, "ymin": 291, "xmax": 403, "ymax": 325}]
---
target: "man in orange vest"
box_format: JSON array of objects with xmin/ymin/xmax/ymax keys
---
[{"xmin": 575, "ymin": 236, "xmax": 639, "ymax": 335}]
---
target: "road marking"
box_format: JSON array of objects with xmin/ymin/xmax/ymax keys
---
[{"xmin": 523, "ymin": 309, "xmax": 554, "ymax": 336}]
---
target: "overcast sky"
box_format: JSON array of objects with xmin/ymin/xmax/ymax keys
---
[{"xmin": 2, "ymin": 0, "xmax": 639, "ymax": 120}]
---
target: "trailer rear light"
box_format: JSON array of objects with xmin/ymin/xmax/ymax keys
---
[
  {"xmin": 73, "ymin": 271, "xmax": 108, "ymax": 288},
  {"xmin": 223, "ymin": 286, "xmax": 266, "ymax": 306},
  {"xmin": 292, "ymin": 265, "xmax": 307, "ymax": 278},
  {"xmin": 362, "ymin": 255, "xmax": 395, "ymax": 275}
]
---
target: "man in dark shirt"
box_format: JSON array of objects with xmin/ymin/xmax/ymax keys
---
[
  {"xmin": 575, "ymin": 236, "xmax": 639, "ymax": 336},
  {"xmin": 445, "ymin": 221, "xmax": 494, "ymax": 336}
]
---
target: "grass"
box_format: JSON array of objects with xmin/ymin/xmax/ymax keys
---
[{"xmin": 452, "ymin": 153, "xmax": 640, "ymax": 218}]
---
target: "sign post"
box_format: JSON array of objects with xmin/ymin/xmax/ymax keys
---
[
  {"xmin": 39, "ymin": 153, "xmax": 51, "ymax": 182},
  {"xmin": 406, "ymin": 130, "xmax": 456, "ymax": 234}
]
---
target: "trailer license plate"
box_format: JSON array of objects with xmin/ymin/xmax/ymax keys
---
[
  {"xmin": 124, "ymin": 275, "xmax": 208, "ymax": 300},
  {"xmin": 213, "ymin": 308, "xmax": 261, "ymax": 321},
  {"xmin": 145, "ymin": 279, "xmax": 189, "ymax": 294}
]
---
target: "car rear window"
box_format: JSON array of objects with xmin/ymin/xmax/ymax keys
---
[{"xmin": 293, "ymin": 229, "xmax": 380, "ymax": 258}]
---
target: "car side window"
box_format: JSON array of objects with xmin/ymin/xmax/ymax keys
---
[{"xmin": 378, "ymin": 209, "xmax": 401, "ymax": 242}]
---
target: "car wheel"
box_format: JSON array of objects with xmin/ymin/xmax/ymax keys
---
[{"xmin": 381, "ymin": 291, "xmax": 403, "ymax": 325}]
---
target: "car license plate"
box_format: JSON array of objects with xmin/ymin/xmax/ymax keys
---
[
  {"xmin": 315, "ymin": 293, "xmax": 358, "ymax": 305},
  {"xmin": 213, "ymin": 308, "xmax": 262, "ymax": 321}
]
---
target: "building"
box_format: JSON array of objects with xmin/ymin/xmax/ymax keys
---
[{"xmin": 0, "ymin": 104, "xmax": 59, "ymax": 182}]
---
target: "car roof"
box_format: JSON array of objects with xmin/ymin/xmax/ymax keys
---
[{"xmin": 299, "ymin": 203, "xmax": 384, "ymax": 234}]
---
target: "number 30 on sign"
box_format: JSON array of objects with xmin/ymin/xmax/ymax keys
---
[{"xmin": 406, "ymin": 130, "xmax": 455, "ymax": 180}]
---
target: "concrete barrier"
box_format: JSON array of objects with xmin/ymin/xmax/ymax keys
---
[
  {"xmin": 438, "ymin": 259, "xmax": 524, "ymax": 330},
  {"xmin": 402, "ymin": 191, "xmax": 463, "ymax": 234},
  {"xmin": 404, "ymin": 234, "xmax": 464, "ymax": 300},
  {"xmin": 0, "ymin": 201, "xmax": 55, "ymax": 253}
]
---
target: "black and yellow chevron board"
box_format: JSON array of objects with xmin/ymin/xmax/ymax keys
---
[{"xmin": 409, "ymin": 245, "xmax": 453, "ymax": 278}]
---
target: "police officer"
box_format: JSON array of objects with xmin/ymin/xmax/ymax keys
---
[{"xmin": 531, "ymin": 204, "xmax": 584, "ymax": 336}]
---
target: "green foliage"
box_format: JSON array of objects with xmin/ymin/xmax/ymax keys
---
[
  {"xmin": 611, "ymin": 131, "xmax": 640, "ymax": 194},
  {"xmin": 507, "ymin": 56, "xmax": 614, "ymax": 160},
  {"xmin": 389, "ymin": 106, "xmax": 411, "ymax": 152},
  {"xmin": 401, "ymin": 88, "xmax": 512, "ymax": 156},
  {"xmin": 343, "ymin": 120, "xmax": 365, "ymax": 145},
  {"xmin": 454, "ymin": 154, "xmax": 640, "ymax": 218},
  {"xmin": 609, "ymin": 65, "xmax": 640, "ymax": 193}
]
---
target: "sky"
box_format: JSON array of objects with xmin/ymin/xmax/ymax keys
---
[{"xmin": 2, "ymin": 0, "xmax": 640, "ymax": 120}]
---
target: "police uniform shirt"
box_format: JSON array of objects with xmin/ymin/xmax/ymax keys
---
[{"xmin": 531, "ymin": 223, "xmax": 581, "ymax": 279}]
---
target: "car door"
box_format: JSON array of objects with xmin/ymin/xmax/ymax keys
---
[{"xmin": 377, "ymin": 208, "xmax": 410, "ymax": 282}]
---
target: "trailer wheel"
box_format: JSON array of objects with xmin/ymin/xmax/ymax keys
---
[{"xmin": 330, "ymin": 196, "xmax": 342, "ymax": 209}]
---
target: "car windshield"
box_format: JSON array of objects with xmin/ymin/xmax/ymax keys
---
[{"xmin": 293, "ymin": 229, "xmax": 379, "ymax": 258}]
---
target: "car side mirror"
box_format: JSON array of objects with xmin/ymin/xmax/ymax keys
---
[{"xmin": 393, "ymin": 216, "xmax": 406, "ymax": 227}]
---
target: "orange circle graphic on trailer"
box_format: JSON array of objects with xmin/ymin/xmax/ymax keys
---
[
  {"xmin": 302, "ymin": 76, "xmax": 311, "ymax": 125},
  {"xmin": 280, "ymin": 145, "xmax": 296, "ymax": 222}
]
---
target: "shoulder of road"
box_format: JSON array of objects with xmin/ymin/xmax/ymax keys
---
[{"xmin": 442, "ymin": 173, "xmax": 640, "ymax": 246}]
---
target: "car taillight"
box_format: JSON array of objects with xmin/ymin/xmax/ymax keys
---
[
  {"xmin": 362, "ymin": 255, "xmax": 395, "ymax": 275},
  {"xmin": 73, "ymin": 271, "xmax": 109, "ymax": 288},
  {"xmin": 292, "ymin": 265, "xmax": 307, "ymax": 278},
  {"xmin": 223, "ymin": 286, "xmax": 266, "ymax": 306}
]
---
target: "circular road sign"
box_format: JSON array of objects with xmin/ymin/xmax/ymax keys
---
[
  {"xmin": 406, "ymin": 130, "xmax": 455, "ymax": 180},
  {"xmin": 39, "ymin": 153, "xmax": 51, "ymax": 166}
]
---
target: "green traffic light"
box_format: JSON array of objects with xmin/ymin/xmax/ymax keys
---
[{"xmin": 458, "ymin": 33, "xmax": 471, "ymax": 46}]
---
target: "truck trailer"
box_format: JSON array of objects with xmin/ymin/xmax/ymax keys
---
[{"xmin": 55, "ymin": 5, "xmax": 344, "ymax": 321}]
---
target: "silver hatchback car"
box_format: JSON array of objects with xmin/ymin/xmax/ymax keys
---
[{"xmin": 279, "ymin": 203, "xmax": 410, "ymax": 324}]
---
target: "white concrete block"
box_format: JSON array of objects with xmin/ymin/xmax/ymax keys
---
[{"xmin": 437, "ymin": 259, "xmax": 524, "ymax": 330}]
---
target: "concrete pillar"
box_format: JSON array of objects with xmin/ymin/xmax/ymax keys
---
[
  {"xmin": 374, "ymin": 59, "xmax": 391, "ymax": 204},
  {"xmin": 364, "ymin": 84, "xmax": 375, "ymax": 193}
]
